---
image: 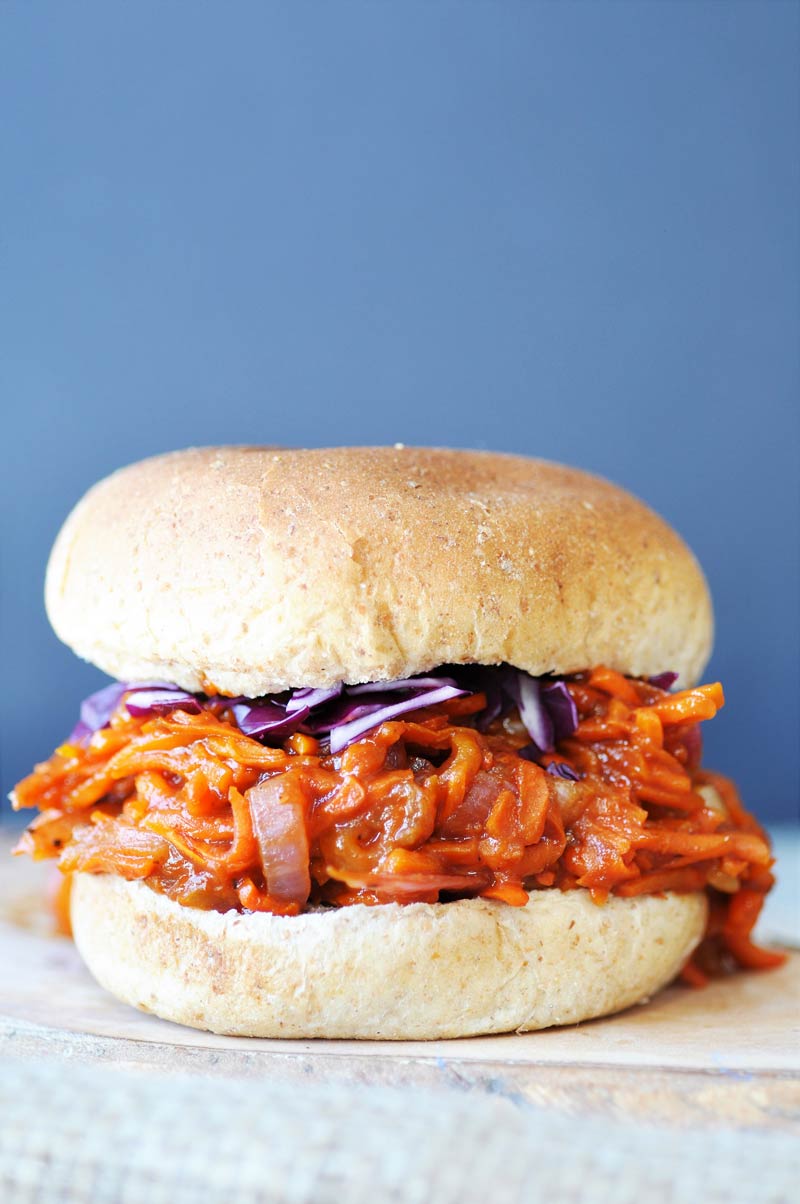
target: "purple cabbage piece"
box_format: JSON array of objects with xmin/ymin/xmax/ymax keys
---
[
  {"xmin": 69, "ymin": 680, "xmax": 198, "ymax": 743},
  {"xmin": 124, "ymin": 688, "xmax": 202, "ymax": 718},
  {"xmin": 328, "ymin": 684, "xmax": 468, "ymax": 754},
  {"xmin": 66, "ymin": 664, "xmax": 587, "ymax": 762},
  {"xmin": 231, "ymin": 700, "xmax": 309, "ymax": 741},
  {"xmin": 541, "ymin": 682, "xmax": 579, "ymax": 743},
  {"xmin": 347, "ymin": 676, "xmax": 459, "ymax": 695},
  {"xmin": 518, "ymin": 748, "xmax": 579, "ymax": 779},
  {"xmin": 546, "ymin": 761, "xmax": 580, "ymax": 781},
  {"xmin": 315, "ymin": 665, "xmax": 580, "ymax": 755},
  {"xmin": 302, "ymin": 698, "xmax": 387, "ymax": 735},
  {"xmin": 68, "ymin": 719, "xmax": 94, "ymax": 745},
  {"xmin": 474, "ymin": 683, "xmax": 505, "ymax": 731},
  {"xmin": 509, "ymin": 673, "xmax": 579, "ymax": 752},
  {"xmin": 77, "ymin": 681, "xmax": 129, "ymax": 734},
  {"xmin": 445, "ymin": 666, "xmax": 579, "ymax": 751},
  {"xmin": 648, "ymin": 671, "xmax": 679, "ymax": 692},
  {"xmin": 515, "ymin": 674, "xmax": 554, "ymax": 753},
  {"xmin": 286, "ymin": 685, "xmax": 343, "ymax": 713},
  {"xmin": 447, "ymin": 665, "xmax": 508, "ymax": 732}
]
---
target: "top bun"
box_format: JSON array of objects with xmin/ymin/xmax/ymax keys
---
[{"xmin": 45, "ymin": 446, "xmax": 713, "ymax": 696}]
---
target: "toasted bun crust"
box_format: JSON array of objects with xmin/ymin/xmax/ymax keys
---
[
  {"xmin": 70, "ymin": 872, "xmax": 707, "ymax": 1039},
  {"xmin": 46, "ymin": 446, "xmax": 712, "ymax": 695}
]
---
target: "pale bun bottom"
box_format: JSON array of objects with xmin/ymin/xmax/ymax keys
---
[{"xmin": 70, "ymin": 873, "xmax": 707, "ymax": 1040}]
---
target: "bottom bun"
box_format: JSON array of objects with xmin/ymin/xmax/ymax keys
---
[{"xmin": 70, "ymin": 873, "xmax": 707, "ymax": 1039}]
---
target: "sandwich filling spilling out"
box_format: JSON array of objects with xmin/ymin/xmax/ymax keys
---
[{"xmin": 12, "ymin": 665, "xmax": 781, "ymax": 983}]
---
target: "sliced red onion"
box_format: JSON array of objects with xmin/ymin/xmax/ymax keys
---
[
  {"xmin": 439, "ymin": 770, "xmax": 505, "ymax": 837},
  {"xmin": 328, "ymin": 684, "xmax": 468, "ymax": 754},
  {"xmin": 247, "ymin": 778, "xmax": 310, "ymax": 905}
]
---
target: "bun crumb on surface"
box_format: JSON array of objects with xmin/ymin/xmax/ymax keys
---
[
  {"xmin": 45, "ymin": 446, "xmax": 713, "ymax": 695},
  {"xmin": 70, "ymin": 872, "xmax": 707, "ymax": 1040}
]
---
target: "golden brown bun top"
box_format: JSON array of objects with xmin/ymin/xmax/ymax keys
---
[{"xmin": 45, "ymin": 446, "xmax": 713, "ymax": 695}]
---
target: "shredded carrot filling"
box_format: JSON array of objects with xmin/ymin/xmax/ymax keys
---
[{"xmin": 11, "ymin": 668, "xmax": 783, "ymax": 977}]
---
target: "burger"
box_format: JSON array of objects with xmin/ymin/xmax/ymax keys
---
[{"xmin": 11, "ymin": 446, "xmax": 782, "ymax": 1039}]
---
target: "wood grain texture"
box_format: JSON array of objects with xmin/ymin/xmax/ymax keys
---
[{"xmin": 2, "ymin": 835, "xmax": 797, "ymax": 1133}]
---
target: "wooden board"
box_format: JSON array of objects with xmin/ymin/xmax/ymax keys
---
[{"xmin": 2, "ymin": 834, "xmax": 798, "ymax": 1132}]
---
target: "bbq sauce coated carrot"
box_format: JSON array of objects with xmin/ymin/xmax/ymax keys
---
[{"xmin": 11, "ymin": 669, "xmax": 784, "ymax": 977}]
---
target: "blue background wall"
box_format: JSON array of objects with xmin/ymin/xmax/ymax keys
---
[{"xmin": 1, "ymin": 1, "xmax": 798, "ymax": 821}]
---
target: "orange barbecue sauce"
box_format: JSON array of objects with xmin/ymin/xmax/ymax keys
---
[{"xmin": 11, "ymin": 668, "xmax": 783, "ymax": 978}]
